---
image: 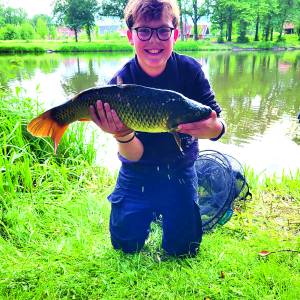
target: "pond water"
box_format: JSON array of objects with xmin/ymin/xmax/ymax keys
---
[{"xmin": 1, "ymin": 51, "xmax": 300, "ymax": 176}]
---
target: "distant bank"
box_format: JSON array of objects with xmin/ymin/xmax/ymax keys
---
[{"xmin": 0, "ymin": 39, "xmax": 299, "ymax": 54}]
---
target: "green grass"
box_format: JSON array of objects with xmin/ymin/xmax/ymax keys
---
[
  {"xmin": 0, "ymin": 91, "xmax": 299, "ymax": 299},
  {"xmin": 0, "ymin": 34, "xmax": 299, "ymax": 53}
]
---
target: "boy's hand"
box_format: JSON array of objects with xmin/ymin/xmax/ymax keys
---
[
  {"xmin": 89, "ymin": 100, "xmax": 133, "ymax": 137},
  {"xmin": 177, "ymin": 110, "xmax": 224, "ymax": 139}
]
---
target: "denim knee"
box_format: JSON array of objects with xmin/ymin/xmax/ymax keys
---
[{"xmin": 111, "ymin": 235, "xmax": 146, "ymax": 253}]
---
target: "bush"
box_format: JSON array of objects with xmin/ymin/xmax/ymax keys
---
[
  {"xmin": 19, "ymin": 23, "xmax": 35, "ymax": 40},
  {"xmin": 217, "ymin": 36, "xmax": 224, "ymax": 43},
  {"xmin": 1, "ymin": 24, "xmax": 19, "ymax": 40},
  {"xmin": 237, "ymin": 36, "xmax": 250, "ymax": 43},
  {"xmin": 277, "ymin": 35, "xmax": 286, "ymax": 42}
]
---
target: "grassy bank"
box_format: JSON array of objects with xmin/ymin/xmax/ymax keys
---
[
  {"xmin": 0, "ymin": 34, "xmax": 299, "ymax": 53},
  {"xmin": 0, "ymin": 91, "xmax": 299, "ymax": 299}
]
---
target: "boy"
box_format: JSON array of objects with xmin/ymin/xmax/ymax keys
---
[{"xmin": 89, "ymin": 0, "xmax": 225, "ymax": 256}]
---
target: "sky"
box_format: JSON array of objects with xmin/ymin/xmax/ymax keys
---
[{"xmin": 4, "ymin": 0, "xmax": 55, "ymax": 17}]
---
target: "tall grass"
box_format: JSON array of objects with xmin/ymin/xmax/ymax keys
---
[
  {"xmin": 0, "ymin": 35, "xmax": 299, "ymax": 53},
  {"xmin": 0, "ymin": 90, "xmax": 299, "ymax": 299}
]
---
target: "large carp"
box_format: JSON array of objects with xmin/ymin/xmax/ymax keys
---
[{"xmin": 27, "ymin": 84, "xmax": 212, "ymax": 153}]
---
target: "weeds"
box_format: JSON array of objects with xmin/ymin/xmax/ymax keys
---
[
  {"xmin": 0, "ymin": 34, "xmax": 299, "ymax": 54},
  {"xmin": 0, "ymin": 90, "xmax": 299, "ymax": 299}
]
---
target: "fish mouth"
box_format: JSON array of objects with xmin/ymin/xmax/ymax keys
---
[{"xmin": 144, "ymin": 49, "xmax": 164, "ymax": 55}]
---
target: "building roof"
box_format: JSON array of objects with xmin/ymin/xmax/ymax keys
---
[{"xmin": 283, "ymin": 23, "xmax": 294, "ymax": 29}]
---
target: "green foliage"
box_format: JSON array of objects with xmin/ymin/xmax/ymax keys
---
[
  {"xmin": 31, "ymin": 14, "xmax": 53, "ymax": 28},
  {"xmin": 0, "ymin": 38, "xmax": 298, "ymax": 54},
  {"xmin": 99, "ymin": 0, "xmax": 127, "ymax": 19},
  {"xmin": 100, "ymin": 31, "xmax": 122, "ymax": 41},
  {"xmin": 0, "ymin": 123, "xmax": 299, "ymax": 299},
  {"xmin": 19, "ymin": 23, "xmax": 35, "ymax": 40},
  {"xmin": 237, "ymin": 35, "xmax": 249, "ymax": 43},
  {"xmin": 0, "ymin": 90, "xmax": 97, "ymax": 195},
  {"xmin": 0, "ymin": 43, "xmax": 45, "ymax": 53},
  {"xmin": 49, "ymin": 26, "xmax": 57, "ymax": 40},
  {"xmin": 0, "ymin": 24, "xmax": 19, "ymax": 40},
  {"xmin": 35, "ymin": 18, "xmax": 49, "ymax": 39},
  {"xmin": 53, "ymin": 0, "xmax": 99, "ymax": 42},
  {"xmin": 0, "ymin": 76, "xmax": 299, "ymax": 300},
  {"xmin": 56, "ymin": 41, "xmax": 133, "ymax": 52},
  {"xmin": 2, "ymin": 6, "xmax": 27, "ymax": 25},
  {"xmin": 206, "ymin": 0, "xmax": 300, "ymax": 43},
  {"xmin": 217, "ymin": 36, "xmax": 225, "ymax": 43}
]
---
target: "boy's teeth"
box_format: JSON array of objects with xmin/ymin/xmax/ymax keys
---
[{"xmin": 147, "ymin": 50, "xmax": 161, "ymax": 54}]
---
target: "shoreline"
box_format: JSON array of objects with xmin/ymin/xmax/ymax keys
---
[{"xmin": 0, "ymin": 40, "xmax": 299, "ymax": 54}]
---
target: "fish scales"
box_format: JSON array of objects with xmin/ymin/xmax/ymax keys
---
[
  {"xmin": 63, "ymin": 85, "xmax": 172, "ymax": 132},
  {"xmin": 27, "ymin": 84, "xmax": 212, "ymax": 152}
]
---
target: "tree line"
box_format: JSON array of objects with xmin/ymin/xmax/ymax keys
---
[
  {"xmin": 0, "ymin": 0, "xmax": 299, "ymax": 42},
  {"xmin": 0, "ymin": 5, "xmax": 56, "ymax": 40}
]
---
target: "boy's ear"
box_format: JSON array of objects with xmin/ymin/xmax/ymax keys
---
[
  {"xmin": 173, "ymin": 28, "xmax": 179, "ymax": 42},
  {"xmin": 127, "ymin": 30, "xmax": 134, "ymax": 45}
]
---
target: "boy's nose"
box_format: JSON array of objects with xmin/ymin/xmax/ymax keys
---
[{"xmin": 149, "ymin": 31, "xmax": 161, "ymax": 42}]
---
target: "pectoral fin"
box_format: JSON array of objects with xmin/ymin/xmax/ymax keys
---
[
  {"xmin": 171, "ymin": 132, "xmax": 184, "ymax": 154},
  {"xmin": 116, "ymin": 76, "xmax": 123, "ymax": 85}
]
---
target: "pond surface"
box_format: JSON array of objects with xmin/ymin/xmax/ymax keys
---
[{"xmin": 1, "ymin": 51, "xmax": 300, "ymax": 176}]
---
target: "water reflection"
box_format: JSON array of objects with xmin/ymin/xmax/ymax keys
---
[
  {"xmin": 61, "ymin": 58, "xmax": 99, "ymax": 95},
  {"xmin": 1, "ymin": 51, "xmax": 299, "ymax": 175}
]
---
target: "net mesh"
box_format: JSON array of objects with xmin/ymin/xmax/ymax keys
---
[{"xmin": 195, "ymin": 150, "xmax": 251, "ymax": 232}]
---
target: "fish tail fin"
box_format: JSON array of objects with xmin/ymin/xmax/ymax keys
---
[{"xmin": 27, "ymin": 111, "xmax": 69, "ymax": 153}]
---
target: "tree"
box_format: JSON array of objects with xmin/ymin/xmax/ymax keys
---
[
  {"xmin": 178, "ymin": 0, "xmax": 185, "ymax": 41},
  {"xmin": 36, "ymin": 18, "xmax": 49, "ymax": 39},
  {"xmin": 99, "ymin": 0, "xmax": 127, "ymax": 19},
  {"xmin": 236, "ymin": 1, "xmax": 255, "ymax": 43},
  {"xmin": 49, "ymin": 25, "xmax": 57, "ymax": 40},
  {"xmin": 32, "ymin": 14, "xmax": 53, "ymax": 27},
  {"xmin": 53, "ymin": 0, "xmax": 98, "ymax": 42},
  {"xmin": 260, "ymin": 0, "xmax": 280, "ymax": 41},
  {"xmin": 208, "ymin": 0, "xmax": 228, "ymax": 42},
  {"xmin": 81, "ymin": 0, "xmax": 99, "ymax": 42},
  {"xmin": 277, "ymin": 0, "xmax": 300, "ymax": 40},
  {"xmin": 19, "ymin": 22, "xmax": 35, "ymax": 40},
  {"xmin": 3, "ymin": 7, "xmax": 27, "ymax": 25},
  {"xmin": 184, "ymin": 0, "xmax": 207, "ymax": 40},
  {"xmin": 0, "ymin": 5, "xmax": 5, "ymax": 27}
]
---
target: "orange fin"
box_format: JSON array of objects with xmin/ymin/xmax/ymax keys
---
[
  {"xmin": 27, "ymin": 111, "xmax": 69, "ymax": 154},
  {"xmin": 79, "ymin": 118, "xmax": 91, "ymax": 122}
]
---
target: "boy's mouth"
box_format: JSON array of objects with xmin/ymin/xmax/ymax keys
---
[{"xmin": 145, "ymin": 49, "xmax": 164, "ymax": 55}]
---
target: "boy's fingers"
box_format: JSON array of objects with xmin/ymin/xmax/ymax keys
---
[
  {"xmin": 178, "ymin": 122, "xmax": 201, "ymax": 131},
  {"xmin": 111, "ymin": 109, "xmax": 125, "ymax": 130},
  {"xmin": 89, "ymin": 105, "xmax": 102, "ymax": 127},
  {"xmin": 104, "ymin": 103, "xmax": 117, "ymax": 131},
  {"xmin": 96, "ymin": 100, "xmax": 109, "ymax": 129},
  {"xmin": 180, "ymin": 129, "xmax": 201, "ymax": 135}
]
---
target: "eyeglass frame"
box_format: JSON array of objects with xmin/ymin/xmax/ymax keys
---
[{"xmin": 132, "ymin": 26, "xmax": 175, "ymax": 41}]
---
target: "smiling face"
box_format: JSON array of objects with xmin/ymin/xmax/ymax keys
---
[{"xmin": 127, "ymin": 7, "xmax": 178, "ymax": 77}]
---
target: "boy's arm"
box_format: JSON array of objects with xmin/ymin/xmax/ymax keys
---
[
  {"xmin": 177, "ymin": 111, "xmax": 226, "ymax": 140},
  {"xmin": 89, "ymin": 100, "xmax": 144, "ymax": 161}
]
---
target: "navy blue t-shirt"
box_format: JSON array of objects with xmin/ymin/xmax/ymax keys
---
[{"xmin": 109, "ymin": 52, "xmax": 222, "ymax": 166}]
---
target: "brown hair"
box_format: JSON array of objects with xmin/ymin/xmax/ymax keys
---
[{"xmin": 124, "ymin": 0, "xmax": 180, "ymax": 29}]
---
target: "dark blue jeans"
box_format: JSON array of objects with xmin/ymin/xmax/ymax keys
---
[{"xmin": 107, "ymin": 162, "xmax": 202, "ymax": 256}]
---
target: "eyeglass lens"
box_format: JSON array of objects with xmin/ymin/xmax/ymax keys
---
[{"xmin": 136, "ymin": 27, "xmax": 173, "ymax": 41}]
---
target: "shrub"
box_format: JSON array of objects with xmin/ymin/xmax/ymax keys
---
[
  {"xmin": 237, "ymin": 36, "xmax": 250, "ymax": 43},
  {"xmin": 2, "ymin": 24, "xmax": 19, "ymax": 40},
  {"xmin": 19, "ymin": 23, "xmax": 35, "ymax": 40},
  {"xmin": 217, "ymin": 36, "xmax": 224, "ymax": 43}
]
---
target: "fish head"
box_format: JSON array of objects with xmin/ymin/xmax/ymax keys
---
[{"xmin": 167, "ymin": 99, "xmax": 212, "ymax": 131}]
